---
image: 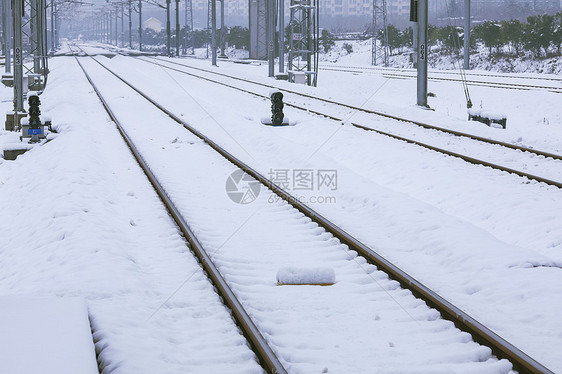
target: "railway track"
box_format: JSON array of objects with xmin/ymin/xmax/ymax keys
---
[
  {"xmin": 318, "ymin": 64, "xmax": 562, "ymax": 93},
  {"xmin": 170, "ymin": 54, "xmax": 562, "ymax": 93},
  {"xmin": 73, "ymin": 55, "xmax": 286, "ymax": 374},
  {"xmin": 137, "ymin": 55, "xmax": 562, "ymax": 189},
  {"xmin": 318, "ymin": 62, "xmax": 562, "ymax": 83},
  {"xmin": 72, "ymin": 46, "xmax": 554, "ymax": 373}
]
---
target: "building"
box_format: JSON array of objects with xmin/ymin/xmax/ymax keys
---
[
  {"xmin": 319, "ymin": 0, "xmax": 412, "ymax": 19},
  {"xmin": 143, "ymin": 17, "xmax": 162, "ymax": 32}
]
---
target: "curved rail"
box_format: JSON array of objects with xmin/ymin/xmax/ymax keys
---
[
  {"xmin": 137, "ymin": 56, "xmax": 562, "ymax": 189},
  {"xmin": 80, "ymin": 50, "xmax": 555, "ymax": 374},
  {"xmin": 73, "ymin": 55, "xmax": 288, "ymax": 374}
]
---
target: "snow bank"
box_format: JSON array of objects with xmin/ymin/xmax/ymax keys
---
[
  {"xmin": 0, "ymin": 296, "xmax": 98, "ymax": 374},
  {"xmin": 276, "ymin": 267, "xmax": 336, "ymax": 285}
]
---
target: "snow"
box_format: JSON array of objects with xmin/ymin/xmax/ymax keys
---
[
  {"xmin": 1, "ymin": 39, "xmax": 561, "ymax": 373},
  {"xmin": 97, "ymin": 51, "xmax": 562, "ymax": 371},
  {"xmin": 0, "ymin": 296, "xmax": 98, "ymax": 374},
  {"xmin": 73, "ymin": 52, "xmax": 514, "ymax": 372},
  {"xmin": 2, "ymin": 142, "xmax": 33, "ymax": 151},
  {"xmin": 0, "ymin": 55, "xmax": 262, "ymax": 373},
  {"xmin": 276, "ymin": 267, "xmax": 336, "ymax": 285},
  {"xmin": 269, "ymin": 89, "xmax": 283, "ymax": 98}
]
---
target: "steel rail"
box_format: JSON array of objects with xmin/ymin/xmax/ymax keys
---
[
  {"xmin": 149, "ymin": 53, "xmax": 562, "ymax": 84},
  {"xmin": 318, "ymin": 63, "xmax": 562, "ymax": 83},
  {"xmin": 144, "ymin": 56, "xmax": 562, "ymax": 162},
  {"xmin": 168, "ymin": 53, "xmax": 562, "ymax": 84},
  {"xmin": 83, "ymin": 51, "xmax": 555, "ymax": 374},
  {"xmin": 136, "ymin": 56, "xmax": 562, "ymax": 189},
  {"xmin": 320, "ymin": 66, "xmax": 562, "ymax": 93},
  {"xmin": 320, "ymin": 65, "xmax": 562, "ymax": 88},
  {"xmin": 378, "ymin": 71, "xmax": 562, "ymax": 93},
  {"xmin": 73, "ymin": 55, "xmax": 287, "ymax": 374}
]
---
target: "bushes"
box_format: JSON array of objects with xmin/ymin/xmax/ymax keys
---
[
  {"xmin": 139, "ymin": 26, "xmax": 250, "ymax": 51},
  {"xmin": 474, "ymin": 13, "xmax": 562, "ymax": 58},
  {"xmin": 227, "ymin": 26, "xmax": 250, "ymax": 50},
  {"xmin": 360, "ymin": 13, "xmax": 562, "ymax": 59},
  {"xmin": 524, "ymin": 14, "xmax": 556, "ymax": 57},
  {"xmin": 473, "ymin": 21, "xmax": 502, "ymax": 54},
  {"xmin": 320, "ymin": 29, "xmax": 336, "ymax": 52}
]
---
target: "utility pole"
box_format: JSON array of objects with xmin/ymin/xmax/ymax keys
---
[
  {"xmin": 175, "ymin": 0, "xmax": 179, "ymax": 55},
  {"xmin": 138, "ymin": 0, "xmax": 142, "ymax": 50},
  {"xmin": 41, "ymin": 0, "xmax": 47, "ymax": 65},
  {"xmin": 31, "ymin": 0, "xmax": 40, "ymax": 73},
  {"xmin": 128, "ymin": 0, "xmax": 132, "ymax": 48},
  {"xmin": 219, "ymin": 0, "xmax": 226, "ymax": 57},
  {"xmin": 166, "ymin": 0, "xmax": 170, "ymax": 55},
  {"xmin": 109, "ymin": 10, "xmax": 113, "ymax": 44},
  {"xmin": 267, "ymin": 0, "xmax": 274, "ymax": 76},
  {"xmin": 249, "ymin": 0, "xmax": 267, "ymax": 59},
  {"xmin": 211, "ymin": 0, "xmax": 216, "ymax": 65},
  {"xmin": 372, "ymin": 0, "xmax": 388, "ymax": 66},
  {"xmin": 11, "ymin": 0, "xmax": 24, "ymax": 130},
  {"xmin": 114, "ymin": 7, "xmax": 118, "ymax": 45},
  {"xmin": 183, "ymin": 0, "xmax": 193, "ymax": 54},
  {"xmin": 464, "ymin": 0, "xmax": 470, "ymax": 70},
  {"xmin": 416, "ymin": 0, "xmax": 428, "ymax": 107},
  {"xmin": 287, "ymin": 0, "xmax": 318, "ymax": 86},
  {"xmin": 54, "ymin": 0, "xmax": 58, "ymax": 47},
  {"xmin": 121, "ymin": 3, "xmax": 124, "ymax": 47},
  {"xmin": 2, "ymin": 0, "xmax": 12, "ymax": 72},
  {"xmin": 106, "ymin": 12, "xmax": 109, "ymax": 43},
  {"xmin": 278, "ymin": 0, "xmax": 284, "ymax": 73}
]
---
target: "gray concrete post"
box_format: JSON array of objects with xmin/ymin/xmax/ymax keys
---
[
  {"xmin": 267, "ymin": 0, "xmax": 274, "ymax": 77},
  {"xmin": 166, "ymin": 0, "xmax": 171, "ymax": 55},
  {"xmin": 278, "ymin": 0, "xmax": 284, "ymax": 73},
  {"xmin": 211, "ymin": 0, "xmax": 217, "ymax": 65},
  {"xmin": 416, "ymin": 0, "xmax": 428, "ymax": 107},
  {"xmin": 138, "ymin": 0, "xmax": 142, "ymax": 50},
  {"xmin": 175, "ymin": 0, "xmax": 180, "ymax": 55},
  {"xmin": 13, "ymin": 0, "xmax": 24, "ymax": 113},
  {"xmin": 2, "ymin": 0, "xmax": 12, "ymax": 73}
]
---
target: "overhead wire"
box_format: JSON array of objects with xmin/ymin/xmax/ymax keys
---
[{"xmin": 444, "ymin": 0, "xmax": 473, "ymax": 108}]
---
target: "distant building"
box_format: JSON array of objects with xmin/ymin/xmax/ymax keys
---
[
  {"xmin": 181, "ymin": 0, "xmax": 560, "ymax": 29},
  {"xmin": 319, "ymin": 0, "xmax": 412, "ymax": 20},
  {"xmin": 435, "ymin": 0, "xmax": 560, "ymax": 20},
  {"xmin": 143, "ymin": 17, "xmax": 162, "ymax": 32}
]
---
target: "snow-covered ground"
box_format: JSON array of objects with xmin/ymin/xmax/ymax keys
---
[
  {"xmin": 0, "ymin": 296, "xmax": 98, "ymax": 374},
  {"xmin": 1, "ymin": 40, "xmax": 561, "ymax": 372},
  {"xmin": 0, "ymin": 55, "xmax": 263, "ymax": 373}
]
